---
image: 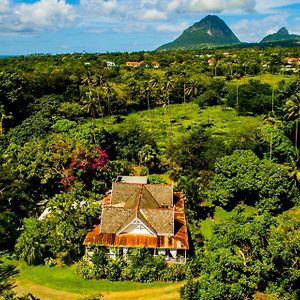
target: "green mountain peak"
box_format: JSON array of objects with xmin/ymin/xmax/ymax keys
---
[
  {"xmin": 277, "ymin": 27, "xmax": 289, "ymax": 35},
  {"xmin": 157, "ymin": 15, "xmax": 241, "ymax": 50},
  {"xmin": 260, "ymin": 27, "xmax": 300, "ymax": 43}
]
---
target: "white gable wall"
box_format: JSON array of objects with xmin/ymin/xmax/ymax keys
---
[{"xmin": 119, "ymin": 217, "xmax": 156, "ymax": 236}]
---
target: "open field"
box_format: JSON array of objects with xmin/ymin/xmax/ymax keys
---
[
  {"xmin": 200, "ymin": 205, "xmax": 258, "ymax": 240},
  {"xmin": 90, "ymin": 103, "xmax": 262, "ymax": 150},
  {"xmin": 232, "ymin": 73, "xmax": 297, "ymax": 85},
  {"xmin": 13, "ymin": 263, "xmax": 182, "ymax": 300}
]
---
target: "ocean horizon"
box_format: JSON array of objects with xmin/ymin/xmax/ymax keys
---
[{"xmin": 0, "ymin": 55, "xmax": 18, "ymax": 59}]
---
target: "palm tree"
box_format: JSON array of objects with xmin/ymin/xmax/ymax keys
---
[
  {"xmin": 263, "ymin": 115, "xmax": 281, "ymax": 160},
  {"xmin": 286, "ymin": 93, "xmax": 300, "ymax": 157},
  {"xmin": 149, "ymin": 75, "xmax": 160, "ymax": 106},
  {"xmin": 0, "ymin": 105, "xmax": 12, "ymax": 135},
  {"xmin": 82, "ymin": 91, "xmax": 98, "ymax": 119},
  {"xmin": 142, "ymin": 81, "xmax": 153, "ymax": 132},
  {"xmin": 161, "ymin": 74, "xmax": 174, "ymax": 150},
  {"xmin": 179, "ymin": 72, "xmax": 187, "ymax": 103},
  {"xmin": 81, "ymin": 72, "xmax": 92, "ymax": 89},
  {"xmin": 185, "ymin": 79, "xmax": 198, "ymax": 102},
  {"xmin": 288, "ymin": 156, "xmax": 300, "ymax": 187},
  {"xmin": 103, "ymin": 82, "xmax": 115, "ymax": 124},
  {"xmin": 91, "ymin": 73, "xmax": 104, "ymax": 87}
]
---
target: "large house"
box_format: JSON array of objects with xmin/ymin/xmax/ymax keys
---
[{"xmin": 83, "ymin": 179, "xmax": 189, "ymax": 262}]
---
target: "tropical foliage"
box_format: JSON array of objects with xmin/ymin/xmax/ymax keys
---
[{"xmin": 0, "ymin": 46, "xmax": 299, "ymax": 298}]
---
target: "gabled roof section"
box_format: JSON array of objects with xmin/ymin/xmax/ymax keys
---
[
  {"xmin": 111, "ymin": 182, "xmax": 172, "ymax": 208},
  {"xmin": 101, "ymin": 207, "xmax": 133, "ymax": 234},
  {"xmin": 111, "ymin": 182, "xmax": 139, "ymax": 206},
  {"xmin": 141, "ymin": 208, "xmax": 174, "ymax": 236},
  {"xmin": 139, "ymin": 185, "xmax": 160, "ymax": 209},
  {"xmin": 146, "ymin": 184, "xmax": 173, "ymax": 207}
]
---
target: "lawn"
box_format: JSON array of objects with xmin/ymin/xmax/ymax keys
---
[
  {"xmin": 232, "ymin": 73, "xmax": 296, "ymax": 86},
  {"xmin": 92, "ymin": 103, "xmax": 262, "ymax": 151},
  {"xmin": 16, "ymin": 263, "xmax": 169, "ymax": 294},
  {"xmin": 200, "ymin": 205, "xmax": 257, "ymax": 240},
  {"xmin": 75, "ymin": 102, "xmax": 262, "ymax": 155},
  {"xmin": 12, "ymin": 262, "xmax": 182, "ymax": 300}
]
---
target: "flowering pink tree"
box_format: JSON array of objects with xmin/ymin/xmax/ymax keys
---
[{"xmin": 61, "ymin": 146, "xmax": 109, "ymax": 189}]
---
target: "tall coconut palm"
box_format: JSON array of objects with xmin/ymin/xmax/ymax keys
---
[
  {"xmin": 0, "ymin": 105, "xmax": 12, "ymax": 135},
  {"xmin": 81, "ymin": 72, "xmax": 92, "ymax": 89},
  {"xmin": 286, "ymin": 93, "xmax": 300, "ymax": 157},
  {"xmin": 263, "ymin": 115, "xmax": 281, "ymax": 160},
  {"xmin": 179, "ymin": 71, "xmax": 187, "ymax": 103},
  {"xmin": 149, "ymin": 75, "xmax": 160, "ymax": 106},
  {"xmin": 185, "ymin": 79, "xmax": 198, "ymax": 102},
  {"xmin": 82, "ymin": 90, "xmax": 98, "ymax": 119},
  {"xmin": 161, "ymin": 74, "xmax": 174, "ymax": 150},
  {"xmin": 103, "ymin": 82, "xmax": 115, "ymax": 124},
  {"xmin": 288, "ymin": 156, "xmax": 300, "ymax": 187},
  {"xmin": 142, "ymin": 81, "xmax": 153, "ymax": 132}
]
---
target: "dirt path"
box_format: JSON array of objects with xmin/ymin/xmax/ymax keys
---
[
  {"xmin": 14, "ymin": 280, "xmax": 183, "ymax": 300},
  {"xmin": 14, "ymin": 280, "xmax": 80, "ymax": 300},
  {"xmin": 102, "ymin": 282, "xmax": 182, "ymax": 300}
]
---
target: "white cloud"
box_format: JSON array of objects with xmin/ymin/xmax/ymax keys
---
[
  {"xmin": 139, "ymin": 8, "xmax": 168, "ymax": 21},
  {"xmin": 0, "ymin": 0, "xmax": 298, "ymax": 38},
  {"xmin": 140, "ymin": 0, "xmax": 160, "ymax": 7},
  {"xmin": 255, "ymin": 0, "xmax": 300, "ymax": 12},
  {"xmin": 80, "ymin": 0, "xmax": 122, "ymax": 14},
  {"xmin": 187, "ymin": 0, "xmax": 256, "ymax": 13},
  {"xmin": 0, "ymin": 0, "xmax": 76, "ymax": 34},
  {"xmin": 166, "ymin": 0, "xmax": 181, "ymax": 12},
  {"xmin": 16, "ymin": 0, "xmax": 76, "ymax": 30},
  {"xmin": 0, "ymin": 0, "xmax": 9, "ymax": 14},
  {"xmin": 232, "ymin": 14, "xmax": 289, "ymax": 42},
  {"xmin": 290, "ymin": 17, "xmax": 300, "ymax": 35},
  {"xmin": 155, "ymin": 21, "xmax": 188, "ymax": 32}
]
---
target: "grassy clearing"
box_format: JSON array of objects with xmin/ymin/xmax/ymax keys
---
[
  {"xmin": 200, "ymin": 206, "xmax": 257, "ymax": 240},
  {"xmin": 13, "ymin": 262, "xmax": 182, "ymax": 299},
  {"xmin": 84, "ymin": 102, "xmax": 262, "ymax": 153},
  {"xmin": 232, "ymin": 73, "xmax": 296, "ymax": 86},
  {"xmin": 99, "ymin": 103, "xmax": 262, "ymax": 150},
  {"xmin": 17, "ymin": 264, "xmax": 169, "ymax": 294},
  {"xmin": 14, "ymin": 280, "xmax": 182, "ymax": 300}
]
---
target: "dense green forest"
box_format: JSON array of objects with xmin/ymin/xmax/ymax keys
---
[{"xmin": 0, "ymin": 46, "xmax": 300, "ymax": 300}]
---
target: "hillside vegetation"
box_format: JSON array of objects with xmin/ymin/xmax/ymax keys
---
[{"xmin": 0, "ymin": 46, "xmax": 299, "ymax": 300}]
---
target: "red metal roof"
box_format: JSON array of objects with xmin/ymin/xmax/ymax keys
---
[{"xmin": 84, "ymin": 191, "xmax": 189, "ymax": 250}]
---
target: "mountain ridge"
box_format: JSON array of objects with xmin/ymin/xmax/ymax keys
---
[
  {"xmin": 157, "ymin": 16, "xmax": 300, "ymax": 50},
  {"xmin": 157, "ymin": 15, "xmax": 241, "ymax": 50},
  {"xmin": 260, "ymin": 27, "xmax": 300, "ymax": 44}
]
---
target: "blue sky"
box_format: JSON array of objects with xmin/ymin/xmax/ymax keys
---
[{"xmin": 0, "ymin": 0, "xmax": 300, "ymax": 55}]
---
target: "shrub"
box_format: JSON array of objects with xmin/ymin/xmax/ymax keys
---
[
  {"xmin": 75, "ymin": 259, "xmax": 94, "ymax": 280},
  {"xmin": 106, "ymin": 259, "xmax": 126, "ymax": 281},
  {"xmin": 162, "ymin": 263, "xmax": 186, "ymax": 282}
]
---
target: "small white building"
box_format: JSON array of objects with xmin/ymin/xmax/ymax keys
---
[{"xmin": 107, "ymin": 61, "xmax": 116, "ymax": 67}]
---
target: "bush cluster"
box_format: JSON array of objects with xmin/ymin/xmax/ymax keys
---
[{"xmin": 76, "ymin": 248, "xmax": 186, "ymax": 283}]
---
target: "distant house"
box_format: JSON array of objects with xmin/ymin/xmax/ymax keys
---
[
  {"xmin": 151, "ymin": 61, "xmax": 160, "ymax": 68},
  {"xmin": 84, "ymin": 180, "xmax": 189, "ymax": 262},
  {"xmin": 284, "ymin": 57, "xmax": 300, "ymax": 65},
  {"xmin": 106, "ymin": 61, "xmax": 116, "ymax": 67},
  {"xmin": 126, "ymin": 61, "xmax": 144, "ymax": 67},
  {"xmin": 207, "ymin": 58, "xmax": 216, "ymax": 66}
]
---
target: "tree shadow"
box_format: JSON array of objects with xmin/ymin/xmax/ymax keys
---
[{"xmin": 0, "ymin": 260, "xmax": 18, "ymax": 295}]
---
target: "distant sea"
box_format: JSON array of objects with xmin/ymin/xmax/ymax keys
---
[{"xmin": 0, "ymin": 55, "xmax": 15, "ymax": 59}]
